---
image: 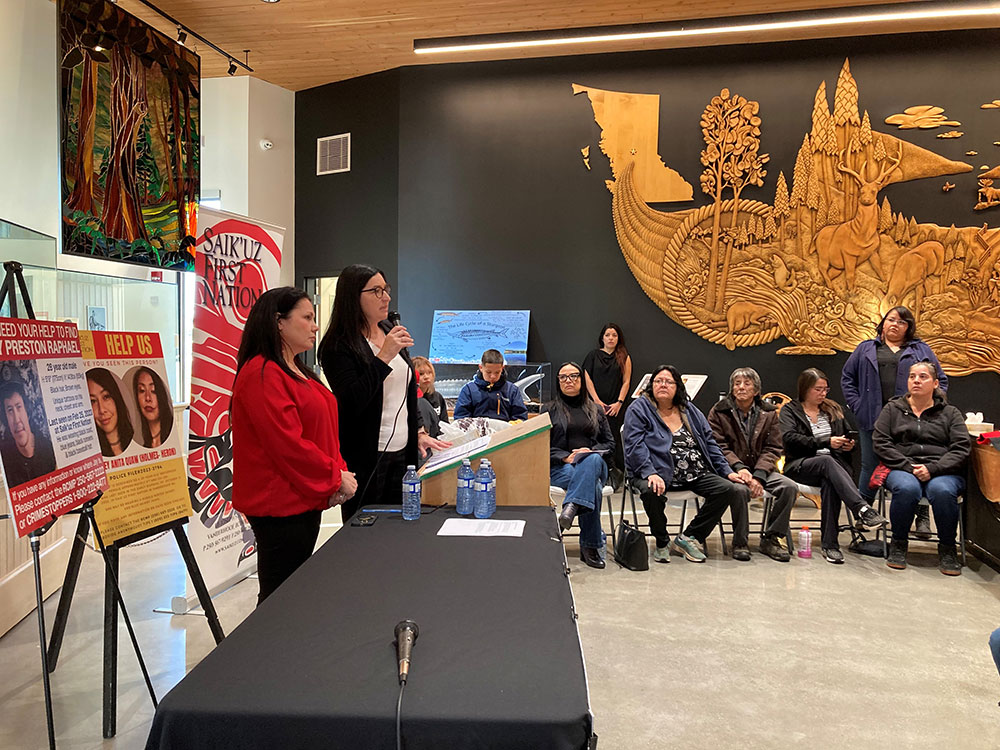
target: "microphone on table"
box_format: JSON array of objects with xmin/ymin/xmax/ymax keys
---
[{"xmin": 394, "ymin": 619, "xmax": 419, "ymax": 684}]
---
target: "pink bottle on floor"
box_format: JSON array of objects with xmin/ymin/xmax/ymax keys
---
[{"xmin": 797, "ymin": 527, "xmax": 812, "ymax": 558}]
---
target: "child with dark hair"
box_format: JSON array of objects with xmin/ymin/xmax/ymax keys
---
[{"xmin": 453, "ymin": 349, "xmax": 527, "ymax": 421}]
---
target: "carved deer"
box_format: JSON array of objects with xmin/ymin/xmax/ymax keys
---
[
  {"xmin": 812, "ymin": 146, "xmax": 902, "ymax": 290},
  {"xmin": 879, "ymin": 240, "xmax": 945, "ymax": 318}
]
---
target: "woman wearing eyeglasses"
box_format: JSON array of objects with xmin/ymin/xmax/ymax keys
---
[
  {"xmin": 545, "ymin": 362, "xmax": 614, "ymax": 569},
  {"xmin": 319, "ymin": 264, "xmax": 449, "ymax": 522},
  {"xmin": 779, "ymin": 367, "xmax": 886, "ymax": 564},
  {"xmin": 623, "ymin": 364, "xmax": 749, "ymax": 563}
]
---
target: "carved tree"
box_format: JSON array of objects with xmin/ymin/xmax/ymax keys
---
[
  {"xmin": 773, "ymin": 171, "xmax": 790, "ymax": 250},
  {"xmin": 700, "ymin": 89, "xmax": 767, "ymax": 310},
  {"xmin": 879, "ymin": 196, "xmax": 893, "ymax": 233},
  {"xmin": 790, "ymin": 135, "xmax": 812, "ymax": 256},
  {"xmin": 716, "ymin": 95, "xmax": 768, "ymax": 311}
]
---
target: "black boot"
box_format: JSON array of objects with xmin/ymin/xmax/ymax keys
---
[
  {"xmin": 579, "ymin": 546, "xmax": 606, "ymax": 569},
  {"xmin": 886, "ymin": 538, "xmax": 908, "ymax": 570},
  {"xmin": 558, "ymin": 502, "xmax": 579, "ymax": 531},
  {"xmin": 914, "ymin": 504, "xmax": 932, "ymax": 540},
  {"xmin": 938, "ymin": 543, "xmax": 962, "ymax": 576}
]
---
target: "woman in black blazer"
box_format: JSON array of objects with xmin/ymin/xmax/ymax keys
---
[
  {"xmin": 779, "ymin": 367, "xmax": 885, "ymax": 564},
  {"xmin": 319, "ymin": 264, "xmax": 448, "ymax": 520}
]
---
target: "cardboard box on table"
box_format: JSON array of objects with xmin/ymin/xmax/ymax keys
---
[{"xmin": 418, "ymin": 413, "xmax": 552, "ymax": 506}]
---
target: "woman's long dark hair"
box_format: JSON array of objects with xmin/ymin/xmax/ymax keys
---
[
  {"xmin": 547, "ymin": 362, "xmax": 601, "ymax": 433},
  {"xmin": 133, "ymin": 366, "xmax": 174, "ymax": 447},
  {"xmin": 643, "ymin": 364, "xmax": 688, "ymax": 410},
  {"xmin": 318, "ymin": 264, "xmax": 384, "ymax": 365},
  {"xmin": 87, "ymin": 367, "xmax": 134, "ymax": 456},
  {"xmin": 876, "ymin": 306, "xmax": 918, "ymax": 343},
  {"xmin": 796, "ymin": 367, "xmax": 843, "ymax": 420},
  {"xmin": 597, "ymin": 323, "xmax": 629, "ymax": 373},
  {"xmin": 235, "ymin": 287, "xmax": 318, "ymax": 382}
]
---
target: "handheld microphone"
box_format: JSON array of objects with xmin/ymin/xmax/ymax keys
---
[
  {"xmin": 387, "ymin": 310, "xmax": 402, "ymax": 328},
  {"xmin": 394, "ymin": 620, "xmax": 419, "ymax": 684}
]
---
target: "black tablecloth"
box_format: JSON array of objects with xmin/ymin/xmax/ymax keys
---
[{"xmin": 145, "ymin": 506, "xmax": 592, "ymax": 750}]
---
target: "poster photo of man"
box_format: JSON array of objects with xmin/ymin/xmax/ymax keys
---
[{"xmin": 0, "ymin": 363, "xmax": 57, "ymax": 489}]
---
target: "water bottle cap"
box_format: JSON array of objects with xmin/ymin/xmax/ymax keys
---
[
  {"xmin": 406, "ymin": 465, "xmax": 416, "ymax": 470},
  {"xmin": 801, "ymin": 526, "xmax": 809, "ymax": 530}
]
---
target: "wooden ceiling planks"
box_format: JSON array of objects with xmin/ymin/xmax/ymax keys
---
[{"xmin": 113, "ymin": 0, "xmax": 993, "ymax": 90}]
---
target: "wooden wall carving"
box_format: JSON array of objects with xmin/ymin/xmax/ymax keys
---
[{"xmin": 576, "ymin": 59, "xmax": 1000, "ymax": 375}]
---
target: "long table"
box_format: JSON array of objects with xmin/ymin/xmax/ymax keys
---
[{"xmin": 145, "ymin": 506, "xmax": 593, "ymax": 749}]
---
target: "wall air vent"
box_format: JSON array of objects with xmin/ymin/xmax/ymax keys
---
[{"xmin": 316, "ymin": 133, "xmax": 350, "ymax": 175}]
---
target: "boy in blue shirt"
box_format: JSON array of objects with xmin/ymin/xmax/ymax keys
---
[{"xmin": 453, "ymin": 349, "xmax": 528, "ymax": 421}]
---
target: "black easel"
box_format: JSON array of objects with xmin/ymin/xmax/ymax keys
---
[
  {"xmin": 0, "ymin": 260, "xmax": 222, "ymax": 742},
  {"xmin": 0, "ymin": 261, "xmax": 57, "ymax": 749},
  {"xmin": 45, "ymin": 510, "xmax": 225, "ymax": 737}
]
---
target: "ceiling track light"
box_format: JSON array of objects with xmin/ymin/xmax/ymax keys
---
[
  {"xmin": 129, "ymin": 0, "xmax": 254, "ymax": 73},
  {"xmin": 413, "ymin": 1, "xmax": 1000, "ymax": 55}
]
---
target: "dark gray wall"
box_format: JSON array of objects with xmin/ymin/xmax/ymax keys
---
[
  {"xmin": 297, "ymin": 31, "xmax": 1000, "ymax": 416},
  {"xmin": 295, "ymin": 69, "xmax": 401, "ymax": 287}
]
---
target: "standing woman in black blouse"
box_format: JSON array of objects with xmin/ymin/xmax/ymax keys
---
[
  {"xmin": 582, "ymin": 323, "xmax": 632, "ymax": 482},
  {"xmin": 319, "ymin": 264, "xmax": 449, "ymax": 521}
]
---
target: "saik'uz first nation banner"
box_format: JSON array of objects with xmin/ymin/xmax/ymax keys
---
[
  {"xmin": 185, "ymin": 207, "xmax": 283, "ymax": 601},
  {"xmin": 81, "ymin": 330, "xmax": 190, "ymax": 546},
  {"xmin": 0, "ymin": 319, "xmax": 107, "ymax": 537}
]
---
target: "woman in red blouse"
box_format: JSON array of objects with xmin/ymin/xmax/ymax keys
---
[{"xmin": 232, "ymin": 287, "xmax": 357, "ymax": 604}]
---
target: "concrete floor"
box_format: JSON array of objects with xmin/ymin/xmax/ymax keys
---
[{"xmin": 2, "ymin": 500, "xmax": 1000, "ymax": 749}]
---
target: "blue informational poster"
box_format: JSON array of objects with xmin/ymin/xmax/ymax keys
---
[{"xmin": 428, "ymin": 310, "xmax": 530, "ymax": 365}]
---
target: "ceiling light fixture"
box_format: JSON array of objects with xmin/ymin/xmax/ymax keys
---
[
  {"xmin": 129, "ymin": 0, "xmax": 254, "ymax": 73},
  {"xmin": 176, "ymin": 26, "xmax": 187, "ymax": 45},
  {"xmin": 227, "ymin": 59, "xmax": 238, "ymax": 75},
  {"xmin": 414, "ymin": 1, "xmax": 1000, "ymax": 55}
]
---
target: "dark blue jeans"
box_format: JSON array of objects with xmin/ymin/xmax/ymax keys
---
[
  {"xmin": 550, "ymin": 452, "xmax": 607, "ymax": 550},
  {"xmin": 989, "ymin": 627, "xmax": 1000, "ymax": 677},
  {"xmin": 884, "ymin": 470, "xmax": 964, "ymax": 546},
  {"xmin": 858, "ymin": 428, "xmax": 877, "ymax": 503}
]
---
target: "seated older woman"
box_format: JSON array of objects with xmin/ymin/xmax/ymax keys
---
[
  {"xmin": 779, "ymin": 367, "xmax": 885, "ymax": 565},
  {"xmin": 623, "ymin": 364, "xmax": 749, "ymax": 563},
  {"xmin": 873, "ymin": 360, "xmax": 971, "ymax": 576},
  {"xmin": 545, "ymin": 362, "xmax": 614, "ymax": 569}
]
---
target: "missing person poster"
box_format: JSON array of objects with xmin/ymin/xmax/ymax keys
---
[
  {"xmin": 80, "ymin": 330, "xmax": 190, "ymax": 546},
  {"xmin": 0, "ymin": 319, "xmax": 107, "ymax": 537}
]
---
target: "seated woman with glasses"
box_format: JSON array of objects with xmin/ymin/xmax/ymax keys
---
[
  {"xmin": 874, "ymin": 360, "xmax": 970, "ymax": 575},
  {"xmin": 779, "ymin": 367, "xmax": 886, "ymax": 564},
  {"xmin": 545, "ymin": 362, "xmax": 614, "ymax": 569},
  {"xmin": 623, "ymin": 364, "xmax": 749, "ymax": 563}
]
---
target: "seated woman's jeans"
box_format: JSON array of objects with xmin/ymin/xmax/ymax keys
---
[
  {"xmin": 550, "ymin": 452, "xmax": 607, "ymax": 550},
  {"xmin": 884, "ymin": 470, "xmax": 965, "ymax": 546},
  {"xmin": 989, "ymin": 627, "xmax": 1000, "ymax": 678}
]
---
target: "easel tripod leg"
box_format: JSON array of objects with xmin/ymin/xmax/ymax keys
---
[
  {"xmin": 47, "ymin": 512, "xmax": 90, "ymax": 672},
  {"xmin": 173, "ymin": 525, "xmax": 225, "ymax": 644},
  {"xmin": 31, "ymin": 533, "xmax": 58, "ymax": 750}
]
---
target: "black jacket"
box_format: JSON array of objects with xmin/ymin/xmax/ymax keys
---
[
  {"xmin": 872, "ymin": 394, "xmax": 970, "ymax": 477},
  {"xmin": 321, "ymin": 340, "xmax": 419, "ymax": 485},
  {"xmin": 778, "ymin": 399, "xmax": 852, "ymax": 475},
  {"xmin": 543, "ymin": 402, "xmax": 614, "ymax": 467},
  {"xmin": 708, "ymin": 396, "xmax": 783, "ymax": 483}
]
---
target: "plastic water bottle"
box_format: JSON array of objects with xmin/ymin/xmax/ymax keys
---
[
  {"xmin": 797, "ymin": 526, "xmax": 812, "ymax": 558},
  {"xmin": 402, "ymin": 465, "xmax": 421, "ymax": 521},
  {"xmin": 484, "ymin": 459, "xmax": 497, "ymax": 518},
  {"xmin": 473, "ymin": 461, "xmax": 493, "ymax": 519},
  {"xmin": 456, "ymin": 459, "xmax": 475, "ymax": 515}
]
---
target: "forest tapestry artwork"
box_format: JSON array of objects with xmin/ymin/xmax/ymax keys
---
[
  {"xmin": 576, "ymin": 60, "xmax": 1000, "ymax": 376},
  {"xmin": 61, "ymin": 0, "xmax": 198, "ymax": 270}
]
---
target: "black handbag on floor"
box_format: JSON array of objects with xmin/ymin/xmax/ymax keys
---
[{"xmin": 611, "ymin": 485, "xmax": 649, "ymax": 571}]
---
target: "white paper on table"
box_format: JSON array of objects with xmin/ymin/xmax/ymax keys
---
[
  {"xmin": 421, "ymin": 435, "xmax": 491, "ymax": 473},
  {"xmin": 437, "ymin": 518, "xmax": 526, "ymax": 537}
]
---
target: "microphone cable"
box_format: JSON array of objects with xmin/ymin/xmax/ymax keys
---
[{"xmin": 396, "ymin": 680, "xmax": 406, "ymax": 750}]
